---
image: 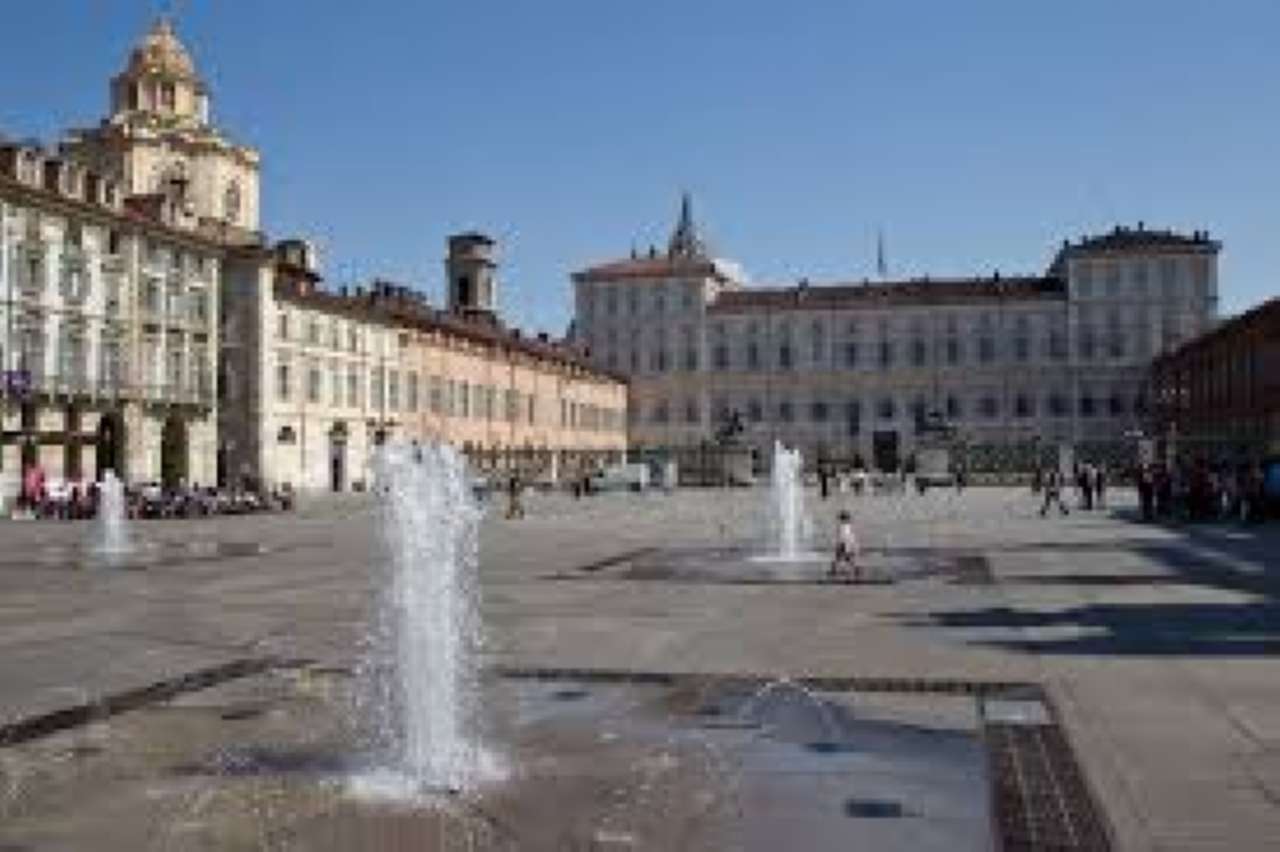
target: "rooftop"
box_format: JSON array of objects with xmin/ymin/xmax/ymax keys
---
[{"xmin": 709, "ymin": 275, "xmax": 1065, "ymax": 313}]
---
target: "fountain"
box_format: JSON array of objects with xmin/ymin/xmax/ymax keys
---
[
  {"xmin": 91, "ymin": 470, "xmax": 132, "ymax": 557},
  {"xmin": 760, "ymin": 441, "xmax": 815, "ymax": 562},
  {"xmin": 356, "ymin": 441, "xmax": 498, "ymax": 798}
]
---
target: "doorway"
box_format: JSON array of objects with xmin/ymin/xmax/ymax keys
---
[
  {"xmin": 95, "ymin": 411, "xmax": 126, "ymax": 480},
  {"xmin": 160, "ymin": 414, "xmax": 188, "ymax": 488},
  {"xmin": 873, "ymin": 430, "xmax": 900, "ymax": 472}
]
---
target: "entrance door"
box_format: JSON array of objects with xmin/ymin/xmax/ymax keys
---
[
  {"xmin": 873, "ymin": 430, "xmax": 900, "ymax": 472},
  {"xmin": 95, "ymin": 412, "xmax": 126, "ymax": 480},
  {"xmin": 160, "ymin": 415, "xmax": 188, "ymax": 488},
  {"xmin": 330, "ymin": 437, "xmax": 346, "ymax": 493}
]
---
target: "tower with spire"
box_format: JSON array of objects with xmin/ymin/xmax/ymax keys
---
[
  {"xmin": 60, "ymin": 16, "xmax": 261, "ymax": 239},
  {"xmin": 667, "ymin": 191, "xmax": 708, "ymax": 260}
]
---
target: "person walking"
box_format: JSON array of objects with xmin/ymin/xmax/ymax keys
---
[
  {"xmin": 1095, "ymin": 465, "xmax": 1107, "ymax": 510},
  {"xmin": 506, "ymin": 472, "xmax": 525, "ymax": 519},
  {"xmin": 828, "ymin": 510, "xmax": 861, "ymax": 581},
  {"xmin": 1040, "ymin": 468, "xmax": 1070, "ymax": 517}
]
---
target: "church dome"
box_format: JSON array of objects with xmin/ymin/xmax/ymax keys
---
[{"xmin": 123, "ymin": 18, "xmax": 198, "ymax": 80}]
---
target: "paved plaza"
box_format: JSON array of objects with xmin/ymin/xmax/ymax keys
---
[{"xmin": 1, "ymin": 486, "xmax": 1279, "ymax": 849}]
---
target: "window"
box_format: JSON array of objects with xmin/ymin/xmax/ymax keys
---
[
  {"xmin": 810, "ymin": 400, "xmax": 829, "ymax": 423},
  {"xmin": 651, "ymin": 400, "xmax": 669, "ymax": 424},
  {"xmin": 845, "ymin": 400, "xmax": 862, "ymax": 436},
  {"xmin": 946, "ymin": 338, "xmax": 961, "ymax": 365},
  {"xmin": 778, "ymin": 344, "xmax": 793, "ymax": 370},
  {"xmin": 1014, "ymin": 336, "xmax": 1030, "ymax": 362},
  {"xmin": 946, "ymin": 395, "xmax": 961, "ymax": 420},
  {"xmin": 713, "ymin": 344, "xmax": 729, "ymax": 370},
  {"xmin": 911, "ymin": 339, "xmax": 927, "ymax": 367},
  {"xmin": 1076, "ymin": 260, "xmax": 1093, "ymax": 297},
  {"xmin": 387, "ymin": 370, "xmax": 400, "ymax": 410},
  {"xmin": 1131, "ymin": 260, "xmax": 1148, "ymax": 295},
  {"xmin": 684, "ymin": 348, "xmax": 699, "ymax": 371},
  {"xmin": 1078, "ymin": 327, "xmax": 1095, "ymax": 361},
  {"xmin": 371, "ymin": 367, "xmax": 384, "ymax": 409},
  {"xmin": 430, "ymin": 376, "xmax": 443, "ymax": 413},
  {"xmin": 748, "ymin": 399, "xmax": 764, "ymax": 422},
  {"xmin": 910, "ymin": 398, "xmax": 927, "ymax": 431},
  {"xmin": 1104, "ymin": 262, "xmax": 1121, "ymax": 296},
  {"xmin": 843, "ymin": 342, "xmax": 858, "ymax": 368},
  {"xmin": 331, "ymin": 363, "xmax": 341, "ymax": 405},
  {"xmin": 308, "ymin": 319, "xmax": 320, "ymax": 346},
  {"xmin": 979, "ymin": 395, "xmax": 998, "ymax": 419},
  {"xmin": 606, "ymin": 287, "xmax": 617, "ymax": 315},
  {"xmin": 777, "ymin": 400, "xmax": 794, "ymax": 423},
  {"xmin": 746, "ymin": 342, "xmax": 760, "ymax": 370},
  {"xmin": 278, "ymin": 312, "xmax": 290, "ymax": 341},
  {"xmin": 459, "ymin": 382, "xmax": 470, "ymax": 418},
  {"xmin": 348, "ymin": 327, "xmax": 358, "ymax": 352},
  {"xmin": 1108, "ymin": 393, "xmax": 1126, "ymax": 417},
  {"xmin": 877, "ymin": 397, "xmax": 895, "ymax": 420},
  {"xmin": 347, "ymin": 367, "xmax": 358, "ymax": 407},
  {"xmin": 685, "ymin": 399, "xmax": 699, "ymax": 424},
  {"xmin": 1079, "ymin": 392, "xmax": 1096, "ymax": 418},
  {"xmin": 1160, "ymin": 258, "xmax": 1177, "ymax": 290},
  {"xmin": 1015, "ymin": 394, "xmax": 1033, "ymax": 418},
  {"xmin": 407, "ymin": 372, "xmax": 419, "ymax": 412},
  {"xmin": 878, "ymin": 340, "xmax": 893, "ymax": 369},
  {"xmin": 276, "ymin": 354, "xmax": 291, "ymax": 402},
  {"xmin": 107, "ymin": 229, "xmax": 122, "ymax": 256},
  {"xmin": 978, "ymin": 337, "xmax": 995, "ymax": 363},
  {"xmin": 307, "ymin": 363, "xmax": 321, "ymax": 403},
  {"xmin": 1048, "ymin": 392, "xmax": 1067, "ymax": 418},
  {"xmin": 1048, "ymin": 330, "xmax": 1067, "ymax": 361}
]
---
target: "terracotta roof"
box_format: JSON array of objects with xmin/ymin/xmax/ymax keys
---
[
  {"xmin": 708, "ymin": 275, "xmax": 1065, "ymax": 313},
  {"xmin": 572, "ymin": 255, "xmax": 727, "ymax": 283},
  {"xmin": 273, "ymin": 275, "xmax": 626, "ymax": 385}
]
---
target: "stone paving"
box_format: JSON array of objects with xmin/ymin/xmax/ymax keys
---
[{"xmin": 1, "ymin": 486, "xmax": 1279, "ymax": 849}]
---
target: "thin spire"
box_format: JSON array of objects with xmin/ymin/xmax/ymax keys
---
[
  {"xmin": 667, "ymin": 190, "xmax": 706, "ymax": 259},
  {"xmin": 876, "ymin": 227, "xmax": 888, "ymax": 279}
]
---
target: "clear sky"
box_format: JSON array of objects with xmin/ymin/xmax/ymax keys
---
[{"xmin": 2, "ymin": 1, "xmax": 1276, "ymax": 334}]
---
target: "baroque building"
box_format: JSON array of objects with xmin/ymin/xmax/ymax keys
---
[
  {"xmin": 1, "ymin": 17, "xmax": 626, "ymax": 507},
  {"xmin": 573, "ymin": 198, "xmax": 1220, "ymax": 469},
  {"xmin": 0, "ymin": 140, "xmax": 221, "ymax": 496}
]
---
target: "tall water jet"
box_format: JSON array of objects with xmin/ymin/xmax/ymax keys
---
[
  {"xmin": 767, "ymin": 440, "xmax": 812, "ymax": 560},
  {"xmin": 358, "ymin": 441, "xmax": 494, "ymax": 797},
  {"xmin": 91, "ymin": 470, "xmax": 132, "ymax": 557}
]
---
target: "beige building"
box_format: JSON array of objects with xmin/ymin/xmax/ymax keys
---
[
  {"xmin": 0, "ymin": 139, "xmax": 221, "ymax": 502},
  {"xmin": 220, "ymin": 237, "xmax": 626, "ymax": 494},
  {"xmin": 574, "ymin": 198, "xmax": 1219, "ymax": 469}
]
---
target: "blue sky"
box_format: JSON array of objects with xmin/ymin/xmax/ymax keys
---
[{"xmin": 2, "ymin": 1, "xmax": 1276, "ymax": 333}]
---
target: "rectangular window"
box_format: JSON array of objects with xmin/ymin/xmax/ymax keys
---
[
  {"xmin": 278, "ymin": 312, "xmax": 289, "ymax": 341},
  {"xmin": 347, "ymin": 367, "xmax": 358, "ymax": 407},
  {"xmin": 778, "ymin": 344, "xmax": 793, "ymax": 370},
  {"xmin": 307, "ymin": 364, "xmax": 321, "ymax": 403},
  {"xmin": 276, "ymin": 356, "xmax": 291, "ymax": 402},
  {"xmin": 430, "ymin": 376, "xmax": 443, "ymax": 413},
  {"xmin": 371, "ymin": 367, "xmax": 384, "ymax": 409},
  {"xmin": 407, "ymin": 371, "xmax": 419, "ymax": 412},
  {"xmin": 879, "ymin": 340, "xmax": 893, "ymax": 369},
  {"xmin": 811, "ymin": 400, "xmax": 829, "ymax": 422},
  {"xmin": 388, "ymin": 370, "xmax": 400, "ymax": 410},
  {"xmin": 746, "ymin": 342, "xmax": 760, "ymax": 370},
  {"xmin": 844, "ymin": 342, "xmax": 858, "ymax": 368}
]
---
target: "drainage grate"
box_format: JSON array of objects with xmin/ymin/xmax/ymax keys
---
[{"xmin": 986, "ymin": 722, "xmax": 1113, "ymax": 851}]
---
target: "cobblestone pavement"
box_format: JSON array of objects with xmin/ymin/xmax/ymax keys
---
[{"xmin": 2, "ymin": 486, "xmax": 1279, "ymax": 849}]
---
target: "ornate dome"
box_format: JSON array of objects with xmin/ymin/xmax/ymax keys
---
[{"xmin": 123, "ymin": 17, "xmax": 197, "ymax": 80}]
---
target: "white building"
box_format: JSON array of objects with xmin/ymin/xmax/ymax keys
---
[{"xmin": 573, "ymin": 198, "xmax": 1219, "ymax": 469}]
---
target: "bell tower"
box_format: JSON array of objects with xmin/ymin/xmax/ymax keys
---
[{"xmin": 445, "ymin": 232, "xmax": 498, "ymax": 322}]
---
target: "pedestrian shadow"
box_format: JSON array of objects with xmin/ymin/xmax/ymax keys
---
[{"xmin": 906, "ymin": 600, "xmax": 1280, "ymax": 657}]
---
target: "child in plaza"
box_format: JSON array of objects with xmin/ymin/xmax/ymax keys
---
[{"xmin": 829, "ymin": 510, "xmax": 860, "ymax": 581}]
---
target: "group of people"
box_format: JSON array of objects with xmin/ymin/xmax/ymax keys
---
[
  {"xmin": 1136, "ymin": 461, "xmax": 1271, "ymax": 523},
  {"xmin": 15, "ymin": 466, "xmax": 101, "ymax": 519},
  {"xmin": 1034, "ymin": 463, "xmax": 1107, "ymax": 517}
]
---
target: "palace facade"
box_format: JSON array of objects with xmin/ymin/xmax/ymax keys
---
[
  {"xmin": 573, "ymin": 197, "xmax": 1220, "ymax": 469},
  {"xmin": 1, "ymin": 18, "xmax": 626, "ymax": 506}
]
